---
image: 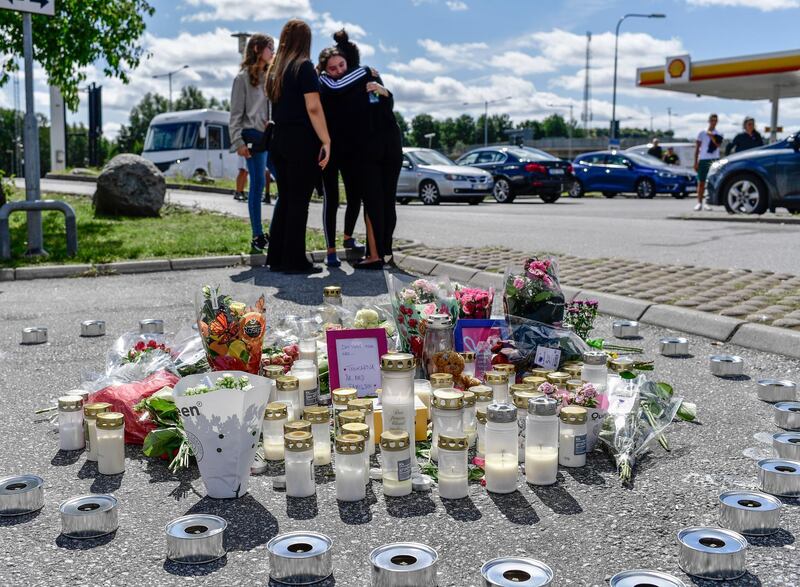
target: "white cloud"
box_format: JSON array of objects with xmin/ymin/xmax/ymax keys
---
[
  {"xmin": 388, "ymin": 58, "xmax": 445, "ymax": 75},
  {"xmin": 182, "ymin": 0, "xmax": 314, "ymax": 22},
  {"xmin": 358, "ymin": 42, "xmax": 376, "ymax": 58},
  {"xmin": 313, "ymin": 12, "xmax": 366, "ymax": 38},
  {"xmin": 687, "ymin": 0, "xmax": 799, "ymax": 10},
  {"xmin": 446, "ymin": 1, "xmax": 469, "ymax": 10},
  {"xmin": 417, "ymin": 39, "xmax": 488, "ymax": 69},
  {"xmin": 379, "ymin": 41, "xmax": 399, "ymax": 54},
  {"xmin": 488, "ymin": 51, "xmax": 555, "ymax": 75}
]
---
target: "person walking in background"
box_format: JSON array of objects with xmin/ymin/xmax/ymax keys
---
[
  {"xmin": 265, "ymin": 19, "xmax": 331, "ymax": 274},
  {"xmin": 647, "ymin": 138, "xmax": 663, "ymax": 160},
  {"xmin": 693, "ymin": 113, "xmax": 723, "ymax": 211},
  {"xmin": 229, "ymin": 33, "xmax": 274, "ymax": 251},
  {"xmin": 663, "ymin": 146, "xmax": 680, "ymax": 166},
  {"xmin": 234, "ymin": 156, "xmax": 248, "ymax": 201},
  {"xmin": 726, "ymin": 116, "xmax": 763, "ymax": 155}
]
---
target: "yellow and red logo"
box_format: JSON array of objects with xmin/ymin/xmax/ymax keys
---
[{"xmin": 667, "ymin": 58, "xmax": 687, "ymax": 79}]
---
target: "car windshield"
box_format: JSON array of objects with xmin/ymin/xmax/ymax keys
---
[
  {"xmin": 409, "ymin": 150, "xmax": 455, "ymax": 166},
  {"xmin": 512, "ymin": 147, "xmax": 560, "ymax": 161},
  {"xmin": 625, "ymin": 151, "xmax": 669, "ymax": 168},
  {"xmin": 144, "ymin": 122, "xmax": 200, "ymax": 152}
]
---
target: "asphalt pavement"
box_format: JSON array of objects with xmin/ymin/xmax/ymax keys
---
[
  {"xmin": 28, "ymin": 178, "xmax": 800, "ymax": 276},
  {"xmin": 1, "ymin": 266, "xmax": 798, "ymax": 586}
]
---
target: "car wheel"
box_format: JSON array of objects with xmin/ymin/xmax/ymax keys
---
[
  {"xmin": 468, "ymin": 197, "xmax": 483, "ymax": 205},
  {"xmin": 636, "ymin": 178, "xmax": 656, "ymax": 199},
  {"xmin": 398, "ymin": 197, "xmax": 412, "ymax": 205},
  {"xmin": 419, "ymin": 180, "xmax": 441, "ymax": 205},
  {"xmin": 602, "ymin": 191, "xmax": 617, "ymax": 199},
  {"xmin": 673, "ymin": 191, "xmax": 688, "ymax": 199},
  {"xmin": 539, "ymin": 193, "xmax": 561, "ymax": 204},
  {"xmin": 723, "ymin": 174, "xmax": 768, "ymax": 215},
  {"xmin": 569, "ymin": 179, "xmax": 584, "ymax": 198},
  {"xmin": 493, "ymin": 178, "xmax": 515, "ymax": 203},
  {"xmin": 192, "ymin": 169, "xmax": 208, "ymax": 182}
]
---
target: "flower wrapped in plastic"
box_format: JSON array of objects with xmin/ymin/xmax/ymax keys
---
[
  {"xmin": 503, "ymin": 257, "xmax": 565, "ymax": 325},
  {"xmin": 454, "ymin": 284, "xmax": 494, "ymax": 320},
  {"xmin": 174, "ymin": 372, "xmax": 273, "ymax": 498},
  {"xmin": 386, "ymin": 273, "xmax": 460, "ymax": 361},
  {"xmin": 196, "ymin": 285, "xmax": 266, "ymax": 374}
]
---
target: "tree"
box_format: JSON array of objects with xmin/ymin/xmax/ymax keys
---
[
  {"xmin": 173, "ymin": 85, "xmax": 229, "ymax": 112},
  {"xmin": 116, "ymin": 92, "xmax": 169, "ymax": 155},
  {"xmin": 410, "ymin": 113, "xmax": 437, "ymax": 148},
  {"xmin": 541, "ymin": 114, "xmax": 568, "ymax": 138},
  {"xmin": 0, "ymin": 0, "xmax": 155, "ymax": 110},
  {"xmin": 517, "ymin": 119, "xmax": 544, "ymax": 140},
  {"xmin": 394, "ymin": 112, "xmax": 409, "ymax": 145}
]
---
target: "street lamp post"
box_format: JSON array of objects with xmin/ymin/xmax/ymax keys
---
[
  {"xmin": 152, "ymin": 65, "xmax": 190, "ymax": 111},
  {"xmin": 462, "ymin": 96, "xmax": 513, "ymax": 146},
  {"xmin": 611, "ymin": 13, "xmax": 665, "ymax": 144},
  {"xmin": 424, "ymin": 132, "xmax": 436, "ymax": 148},
  {"xmin": 231, "ymin": 32, "xmax": 252, "ymax": 55},
  {"xmin": 547, "ymin": 103, "xmax": 574, "ymax": 158}
]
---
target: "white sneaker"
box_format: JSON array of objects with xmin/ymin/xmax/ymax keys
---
[
  {"xmin": 702, "ymin": 203, "xmax": 712, "ymax": 211},
  {"xmin": 693, "ymin": 203, "xmax": 702, "ymax": 211}
]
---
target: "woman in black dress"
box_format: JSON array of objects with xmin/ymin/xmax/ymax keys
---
[{"xmin": 265, "ymin": 19, "xmax": 331, "ymax": 273}]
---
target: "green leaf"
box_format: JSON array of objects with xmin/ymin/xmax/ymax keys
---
[
  {"xmin": 142, "ymin": 427, "xmax": 183, "ymax": 458},
  {"xmin": 620, "ymin": 371, "xmax": 637, "ymax": 380},
  {"xmin": 657, "ymin": 382, "xmax": 674, "ymax": 397},
  {"xmin": 420, "ymin": 461, "xmax": 438, "ymax": 482},
  {"xmin": 677, "ymin": 401, "xmax": 697, "ymax": 422},
  {"xmin": 533, "ymin": 291, "xmax": 552, "ymax": 303},
  {"xmin": 468, "ymin": 466, "xmax": 485, "ymax": 481}
]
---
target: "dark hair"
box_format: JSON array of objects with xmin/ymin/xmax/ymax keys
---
[
  {"xmin": 266, "ymin": 19, "xmax": 312, "ymax": 102},
  {"xmin": 241, "ymin": 34, "xmax": 274, "ymax": 87},
  {"xmin": 317, "ymin": 46, "xmax": 345, "ymax": 74},
  {"xmin": 333, "ymin": 29, "xmax": 360, "ymax": 69}
]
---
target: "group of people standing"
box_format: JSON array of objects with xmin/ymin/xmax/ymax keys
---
[{"xmin": 228, "ymin": 19, "xmax": 402, "ymax": 274}]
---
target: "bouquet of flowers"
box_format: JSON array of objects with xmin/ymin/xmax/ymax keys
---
[
  {"xmin": 537, "ymin": 380, "xmax": 608, "ymax": 450},
  {"xmin": 353, "ymin": 307, "xmax": 397, "ymax": 342},
  {"xmin": 454, "ymin": 285, "xmax": 494, "ymax": 320},
  {"xmin": 386, "ymin": 274, "xmax": 459, "ymax": 360},
  {"xmin": 504, "ymin": 257, "xmax": 565, "ymax": 325},
  {"xmin": 196, "ymin": 285, "xmax": 266, "ymax": 374},
  {"xmin": 123, "ymin": 339, "xmax": 170, "ymax": 364},
  {"xmin": 563, "ymin": 299, "xmax": 599, "ymax": 340}
]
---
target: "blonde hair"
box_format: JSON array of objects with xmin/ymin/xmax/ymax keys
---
[{"xmin": 266, "ymin": 19, "xmax": 312, "ymax": 102}]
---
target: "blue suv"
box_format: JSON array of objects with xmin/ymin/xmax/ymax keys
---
[
  {"xmin": 706, "ymin": 132, "xmax": 800, "ymax": 214},
  {"xmin": 570, "ymin": 150, "xmax": 696, "ymax": 199}
]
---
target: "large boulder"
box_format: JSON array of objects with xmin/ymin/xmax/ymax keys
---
[{"xmin": 93, "ymin": 154, "xmax": 166, "ymax": 217}]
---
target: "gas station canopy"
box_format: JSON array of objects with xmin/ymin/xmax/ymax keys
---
[{"xmin": 636, "ymin": 49, "xmax": 800, "ymax": 139}]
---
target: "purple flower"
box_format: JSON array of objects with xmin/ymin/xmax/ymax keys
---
[
  {"xmin": 513, "ymin": 277, "xmax": 525, "ymax": 290},
  {"xmin": 538, "ymin": 382, "xmax": 558, "ymax": 396}
]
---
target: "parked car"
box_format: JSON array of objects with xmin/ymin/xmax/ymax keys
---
[
  {"xmin": 570, "ymin": 150, "xmax": 696, "ymax": 199},
  {"xmin": 142, "ymin": 109, "xmax": 238, "ymax": 180},
  {"xmin": 627, "ymin": 141, "xmax": 696, "ymax": 169},
  {"xmin": 396, "ymin": 148, "xmax": 493, "ymax": 205},
  {"xmin": 705, "ymin": 131, "xmax": 800, "ymax": 214},
  {"xmin": 455, "ymin": 146, "xmax": 572, "ymax": 203}
]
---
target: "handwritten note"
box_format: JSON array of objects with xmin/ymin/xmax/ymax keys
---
[
  {"xmin": 534, "ymin": 346, "xmax": 562, "ymax": 371},
  {"xmin": 333, "ymin": 335, "xmax": 382, "ymax": 397}
]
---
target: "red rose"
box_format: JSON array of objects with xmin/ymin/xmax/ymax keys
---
[
  {"xmin": 408, "ymin": 318, "xmax": 417, "ymax": 328},
  {"xmin": 212, "ymin": 355, "xmax": 246, "ymax": 371},
  {"xmin": 135, "ymin": 341, "xmax": 146, "ymax": 351},
  {"xmin": 410, "ymin": 336, "xmax": 423, "ymax": 357},
  {"xmin": 147, "ymin": 340, "xmax": 158, "ymax": 349},
  {"xmin": 397, "ymin": 314, "xmax": 405, "ymax": 324}
]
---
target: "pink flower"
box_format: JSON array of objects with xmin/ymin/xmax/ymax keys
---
[
  {"xmin": 472, "ymin": 456, "xmax": 485, "ymax": 468},
  {"xmin": 513, "ymin": 277, "xmax": 525, "ymax": 289},
  {"xmin": 538, "ymin": 382, "xmax": 558, "ymax": 396}
]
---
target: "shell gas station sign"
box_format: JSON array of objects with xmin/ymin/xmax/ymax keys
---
[{"xmin": 665, "ymin": 54, "xmax": 691, "ymax": 84}]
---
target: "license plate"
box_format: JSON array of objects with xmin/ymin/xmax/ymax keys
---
[{"xmin": 549, "ymin": 168, "xmax": 565, "ymax": 175}]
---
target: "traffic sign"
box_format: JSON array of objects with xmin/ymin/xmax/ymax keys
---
[{"xmin": 0, "ymin": 0, "xmax": 55, "ymax": 17}]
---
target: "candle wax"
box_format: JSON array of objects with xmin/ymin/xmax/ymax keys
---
[
  {"xmin": 264, "ymin": 440, "xmax": 284, "ymax": 461},
  {"xmin": 525, "ymin": 446, "xmax": 558, "ymax": 485},
  {"xmin": 382, "ymin": 474, "xmax": 412, "ymax": 497},
  {"xmin": 484, "ymin": 452, "xmax": 518, "ymax": 493},
  {"xmin": 438, "ymin": 472, "xmax": 468, "ymax": 499}
]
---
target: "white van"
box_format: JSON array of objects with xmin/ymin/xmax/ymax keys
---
[{"xmin": 141, "ymin": 109, "xmax": 239, "ymax": 180}]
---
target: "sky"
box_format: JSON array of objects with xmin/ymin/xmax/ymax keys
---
[{"xmin": 3, "ymin": 0, "xmax": 800, "ymax": 143}]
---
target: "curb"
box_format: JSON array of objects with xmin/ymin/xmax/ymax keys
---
[
  {"xmin": 45, "ymin": 173, "xmax": 237, "ymax": 196},
  {"xmin": 14, "ymin": 264, "xmax": 94, "ymax": 280},
  {"xmin": 394, "ymin": 252, "xmax": 799, "ymax": 360},
  {"xmin": 668, "ymin": 214, "xmax": 800, "ymax": 225}
]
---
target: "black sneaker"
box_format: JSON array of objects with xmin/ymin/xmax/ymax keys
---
[
  {"xmin": 250, "ymin": 234, "xmax": 269, "ymax": 253},
  {"xmin": 234, "ymin": 191, "xmax": 246, "ymax": 201}
]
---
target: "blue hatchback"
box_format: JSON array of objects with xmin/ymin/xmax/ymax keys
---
[{"xmin": 570, "ymin": 150, "xmax": 696, "ymax": 199}]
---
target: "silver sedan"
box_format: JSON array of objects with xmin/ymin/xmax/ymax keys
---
[{"xmin": 396, "ymin": 148, "xmax": 494, "ymax": 205}]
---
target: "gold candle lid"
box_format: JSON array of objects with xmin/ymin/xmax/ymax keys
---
[
  {"xmin": 284, "ymin": 431, "xmax": 313, "ymax": 451},
  {"xmin": 264, "ymin": 402, "xmax": 288, "ymax": 420},
  {"xmin": 284, "ymin": 420, "xmax": 311, "ymax": 435},
  {"xmin": 564, "ymin": 364, "xmax": 583, "ymax": 378},
  {"xmin": 303, "ymin": 406, "xmax": 329, "ymax": 424},
  {"xmin": 437, "ymin": 434, "xmax": 468, "ymax": 451},
  {"xmin": 522, "ymin": 376, "xmax": 547, "ymax": 389},
  {"xmin": 276, "ymin": 376, "xmax": 299, "ymax": 391},
  {"xmin": 323, "ymin": 285, "xmax": 342, "ymax": 298},
  {"xmin": 430, "ymin": 372, "xmax": 454, "ymax": 389},
  {"xmin": 341, "ymin": 422, "xmax": 369, "ymax": 440},
  {"xmin": 469, "ymin": 385, "xmax": 493, "ymax": 402},
  {"xmin": 546, "ymin": 372, "xmax": 570, "ymax": 385},
  {"xmin": 347, "ymin": 398, "xmax": 374, "ymax": 415},
  {"xmin": 476, "ymin": 408, "xmax": 488, "ymax": 425},
  {"xmin": 461, "ymin": 390, "xmax": 476, "ymax": 408},
  {"xmin": 432, "ymin": 389, "xmax": 463, "ymax": 410},
  {"xmin": 84, "ymin": 402, "xmax": 112, "ymax": 419},
  {"xmin": 264, "ymin": 365, "xmax": 285, "ymax": 379},
  {"xmin": 58, "ymin": 395, "xmax": 83, "ymax": 411},
  {"xmin": 510, "ymin": 383, "xmax": 535, "ymax": 395},
  {"xmin": 96, "ymin": 411, "xmax": 124, "ymax": 429},
  {"xmin": 529, "ymin": 367, "xmax": 552, "ymax": 378},
  {"xmin": 512, "ymin": 390, "xmax": 542, "ymax": 410},
  {"xmin": 494, "ymin": 364, "xmax": 516, "ymax": 382},
  {"xmin": 338, "ymin": 410, "xmax": 365, "ymax": 426},
  {"xmin": 609, "ymin": 357, "xmax": 635, "ymax": 372},
  {"xmin": 484, "ymin": 371, "xmax": 508, "ymax": 385},
  {"xmin": 566, "ymin": 379, "xmax": 584, "ymax": 392},
  {"xmin": 380, "ymin": 430, "xmax": 410, "ymax": 451},
  {"xmin": 459, "ymin": 351, "xmax": 476, "ymax": 362},
  {"xmin": 380, "ymin": 353, "xmax": 416, "ymax": 371},
  {"xmin": 332, "ymin": 388, "xmax": 358, "ymax": 405},
  {"xmin": 336, "ymin": 433, "xmax": 365, "ymax": 454},
  {"xmin": 560, "ymin": 406, "xmax": 587, "ymax": 425}
]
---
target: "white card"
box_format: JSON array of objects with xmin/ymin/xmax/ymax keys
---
[{"xmin": 534, "ymin": 346, "xmax": 562, "ymax": 371}]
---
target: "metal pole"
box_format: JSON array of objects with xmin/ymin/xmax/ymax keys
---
[
  {"xmin": 568, "ymin": 105, "xmax": 573, "ymax": 159},
  {"xmin": 667, "ymin": 107, "xmax": 672, "ymax": 132},
  {"xmin": 484, "ymin": 100, "xmax": 488, "ymax": 146},
  {"xmin": 168, "ymin": 73, "xmax": 173, "ymax": 111},
  {"xmin": 22, "ymin": 13, "xmax": 45, "ymax": 256},
  {"xmin": 611, "ymin": 16, "xmax": 623, "ymax": 142},
  {"xmin": 770, "ymin": 85, "xmax": 779, "ymax": 143}
]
